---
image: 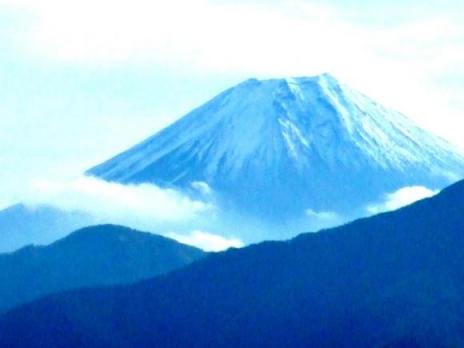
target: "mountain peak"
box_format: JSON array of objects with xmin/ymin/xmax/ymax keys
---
[
  {"xmin": 0, "ymin": 224, "xmax": 205, "ymax": 314},
  {"xmin": 242, "ymin": 72, "xmax": 339, "ymax": 84},
  {"xmin": 87, "ymin": 75, "xmax": 464, "ymax": 239},
  {"xmin": 234, "ymin": 73, "xmax": 342, "ymax": 100}
]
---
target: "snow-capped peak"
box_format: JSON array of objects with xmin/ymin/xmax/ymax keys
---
[{"xmin": 87, "ymin": 74, "xmax": 464, "ymax": 225}]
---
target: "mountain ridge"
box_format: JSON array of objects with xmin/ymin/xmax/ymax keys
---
[
  {"xmin": 0, "ymin": 224, "xmax": 205, "ymax": 314},
  {"xmin": 1, "ymin": 179, "xmax": 464, "ymax": 347}
]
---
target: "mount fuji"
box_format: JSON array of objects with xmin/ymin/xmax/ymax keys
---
[{"xmin": 88, "ymin": 74, "xmax": 464, "ymax": 240}]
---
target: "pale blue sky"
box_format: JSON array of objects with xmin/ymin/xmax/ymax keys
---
[{"xmin": 0, "ymin": 0, "xmax": 463, "ymax": 209}]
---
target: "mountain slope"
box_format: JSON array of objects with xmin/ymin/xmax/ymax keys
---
[
  {"xmin": 0, "ymin": 224, "xmax": 205, "ymax": 314},
  {"xmin": 0, "ymin": 204, "xmax": 96, "ymax": 253},
  {"xmin": 2, "ymin": 180, "xmax": 464, "ymax": 347},
  {"xmin": 88, "ymin": 74, "xmax": 464, "ymax": 225}
]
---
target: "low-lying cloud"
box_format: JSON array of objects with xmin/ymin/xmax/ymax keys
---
[
  {"xmin": 166, "ymin": 230, "xmax": 243, "ymax": 252},
  {"xmin": 15, "ymin": 176, "xmax": 243, "ymax": 251},
  {"xmin": 305, "ymin": 209, "xmax": 340, "ymax": 221},
  {"xmin": 27, "ymin": 176, "xmax": 213, "ymax": 222},
  {"xmin": 18, "ymin": 176, "xmax": 234, "ymax": 250},
  {"xmin": 17, "ymin": 178, "xmax": 439, "ymax": 251},
  {"xmin": 366, "ymin": 186, "xmax": 439, "ymax": 215}
]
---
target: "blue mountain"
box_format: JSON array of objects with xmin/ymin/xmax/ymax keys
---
[
  {"xmin": 0, "ymin": 224, "xmax": 205, "ymax": 314},
  {"xmin": 88, "ymin": 74, "xmax": 464, "ymax": 239}
]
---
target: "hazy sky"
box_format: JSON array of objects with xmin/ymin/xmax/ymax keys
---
[{"xmin": 1, "ymin": 0, "xmax": 463, "ymax": 209}]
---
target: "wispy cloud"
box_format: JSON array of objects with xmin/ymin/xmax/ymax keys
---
[
  {"xmin": 25, "ymin": 175, "xmax": 214, "ymax": 226},
  {"xmin": 0, "ymin": 1, "xmax": 344, "ymax": 70},
  {"xmin": 366, "ymin": 186, "xmax": 439, "ymax": 215},
  {"xmin": 1, "ymin": 0, "xmax": 462, "ymax": 146},
  {"xmin": 21, "ymin": 175, "xmax": 245, "ymax": 251},
  {"xmin": 305, "ymin": 209, "xmax": 340, "ymax": 221},
  {"xmin": 166, "ymin": 230, "xmax": 243, "ymax": 252}
]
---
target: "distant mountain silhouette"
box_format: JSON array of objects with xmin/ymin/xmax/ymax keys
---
[
  {"xmin": 0, "ymin": 224, "xmax": 205, "ymax": 314},
  {"xmin": 1, "ymin": 180, "xmax": 464, "ymax": 347}
]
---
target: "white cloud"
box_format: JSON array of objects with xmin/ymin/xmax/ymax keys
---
[
  {"xmin": 366, "ymin": 186, "xmax": 439, "ymax": 215},
  {"xmin": 25, "ymin": 175, "xmax": 214, "ymax": 225},
  {"xmin": 12, "ymin": 175, "xmax": 243, "ymax": 250},
  {"xmin": 1, "ymin": 0, "xmax": 463, "ymax": 147},
  {"xmin": 305, "ymin": 209, "xmax": 340, "ymax": 221},
  {"xmin": 166, "ymin": 230, "xmax": 243, "ymax": 252},
  {"xmin": 2, "ymin": 0, "xmax": 347, "ymax": 71}
]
